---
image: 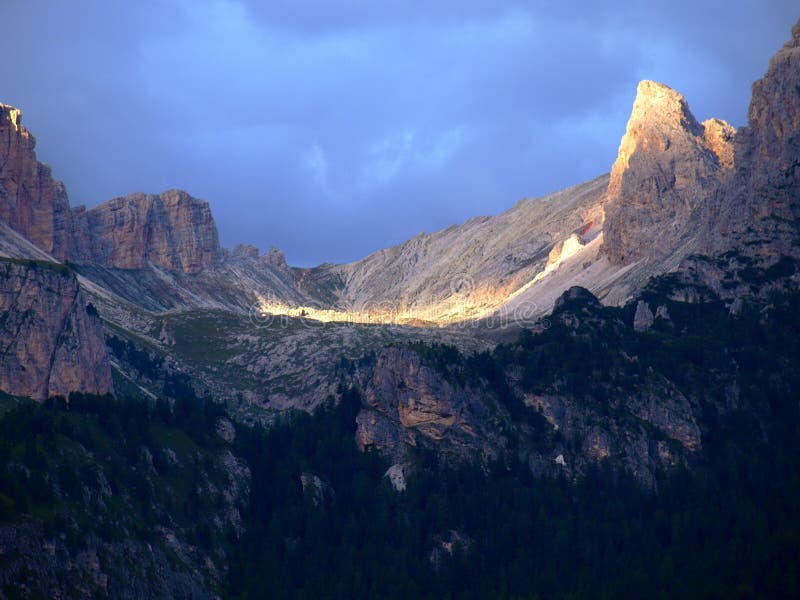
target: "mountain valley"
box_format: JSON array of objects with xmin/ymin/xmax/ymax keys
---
[{"xmin": 1, "ymin": 16, "xmax": 799, "ymax": 599}]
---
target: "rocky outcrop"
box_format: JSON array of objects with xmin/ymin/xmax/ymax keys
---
[
  {"xmin": 0, "ymin": 258, "xmax": 112, "ymax": 400},
  {"xmin": 300, "ymin": 472, "xmax": 334, "ymax": 507},
  {"xmin": 703, "ymin": 118, "xmax": 736, "ymax": 170},
  {"xmin": 602, "ymin": 81, "xmax": 734, "ymax": 265},
  {"xmin": 523, "ymin": 385, "xmax": 700, "ymax": 485},
  {"xmin": 357, "ymin": 347, "xmax": 485, "ymax": 456},
  {"xmin": 354, "ymin": 299, "xmax": 705, "ymax": 487},
  {"xmin": 384, "ymin": 464, "xmax": 407, "ymax": 492},
  {"xmin": 85, "ymin": 189, "xmax": 220, "ymax": 273},
  {"xmin": 633, "ymin": 300, "xmax": 655, "ymax": 332},
  {"xmin": 708, "ymin": 19, "xmax": 800, "ymax": 261},
  {"xmin": 261, "ymin": 245, "xmax": 288, "ymax": 270},
  {"xmin": 0, "ymin": 104, "xmax": 74, "ymax": 260},
  {"xmin": 0, "ymin": 104, "xmax": 222, "ymax": 275}
]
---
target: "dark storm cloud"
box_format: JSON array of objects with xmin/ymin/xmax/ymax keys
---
[{"xmin": 0, "ymin": 0, "xmax": 797, "ymax": 265}]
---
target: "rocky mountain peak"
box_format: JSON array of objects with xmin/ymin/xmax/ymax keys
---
[
  {"xmin": 747, "ymin": 18, "xmax": 800, "ymax": 171},
  {"xmin": 627, "ymin": 80, "xmax": 702, "ymax": 138},
  {"xmin": 260, "ymin": 245, "xmax": 288, "ymax": 270},
  {"xmin": 602, "ymin": 80, "xmax": 732, "ymax": 265},
  {"xmin": 706, "ymin": 18, "xmax": 800, "ymax": 260},
  {"xmin": 0, "ymin": 103, "xmax": 74, "ymax": 260},
  {"xmin": 0, "ymin": 103, "xmax": 23, "ymax": 129}
]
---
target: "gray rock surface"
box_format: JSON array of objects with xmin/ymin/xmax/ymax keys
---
[
  {"xmin": 0, "ymin": 259, "xmax": 112, "ymax": 400},
  {"xmin": 602, "ymin": 81, "xmax": 733, "ymax": 265}
]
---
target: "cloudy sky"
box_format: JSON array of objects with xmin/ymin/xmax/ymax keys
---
[{"xmin": 0, "ymin": 1, "xmax": 796, "ymax": 265}]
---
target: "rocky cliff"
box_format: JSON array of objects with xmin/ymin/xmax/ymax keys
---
[
  {"xmin": 708, "ymin": 18, "xmax": 800, "ymax": 261},
  {"xmin": 602, "ymin": 81, "xmax": 734, "ymax": 265},
  {"xmin": 0, "ymin": 104, "xmax": 222, "ymax": 275},
  {"xmin": 0, "ymin": 258, "xmax": 112, "ymax": 400},
  {"xmin": 84, "ymin": 189, "xmax": 221, "ymax": 274},
  {"xmin": 0, "ymin": 104, "xmax": 74, "ymax": 261},
  {"xmin": 355, "ymin": 286, "xmax": 708, "ymax": 486},
  {"xmin": 356, "ymin": 347, "xmax": 491, "ymax": 459}
]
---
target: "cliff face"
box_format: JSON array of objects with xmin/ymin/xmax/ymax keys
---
[
  {"xmin": 0, "ymin": 105, "xmax": 74, "ymax": 261},
  {"xmin": 602, "ymin": 81, "xmax": 734, "ymax": 265},
  {"xmin": 709, "ymin": 19, "xmax": 800, "ymax": 260},
  {"xmin": 0, "ymin": 105, "xmax": 221, "ymax": 275},
  {"xmin": 356, "ymin": 347, "xmax": 488, "ymax": 457},
  {"xmin": 85, "ymin": 189, "xmax": 220, "ymax": 274},
  {"xmin": 355, "ymin": 287, "xmax": 706, "ymax": 486},
  {"xmin": 0, "ymin": 259, "xmax": 112, "ymax": 400}
]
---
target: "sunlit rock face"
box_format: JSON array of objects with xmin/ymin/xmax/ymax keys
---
[
  {"xmin": 0, "ymin": 260, "xmax": 112, "ymax": 400},
  {"xmin": 86, "ymin": 189, "xmax": 221, "ymax": 274},
  {"xmin": 707, "ymin": 18, "xmax": 800, "ymax": 261},
  {"xmin": 702, "ymin": 118, "xmax": 736, "ymax": 171},
  {"xmin": 602, "ymin": 81, "xmax": 734, "ymax": 265},
  {"xmin": 357, "ymin": 347, "xmax": 473, "ymax": 447},
  {"xmin": 0, "ymin": 105, "xmax": 75, "ymax": 260},
  {"xmin": 298, "ymin": 176, "xmax": 608, "ymax": 324}
]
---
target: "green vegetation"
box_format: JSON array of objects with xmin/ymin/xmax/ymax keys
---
[
  {"xmin": 222, "ymin": 289, "xmax": 800, "ymax": 598},
  {"xmin": 2, "ymin": 288, "xmax": 800, "ymax": 598},
  {"xmin": 0, "ymin": 391, "xmax": 232, "ymax": 595},
  {"xmin": 228, "ymin": 384, "xmax": 800, "ymax": 599}
]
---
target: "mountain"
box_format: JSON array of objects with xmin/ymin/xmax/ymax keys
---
[
  {"xmin": 1, "ymin": 16, "xmax": 800, "ymax": 600},
  {"xmin": 295, "ymin": 175, "xmax": 607, "ymax": 323},
  {"xmin": 1, "ymin": 19, "xmax": 799, "ymax": 416},
  {"xmin": 602, "ymin": 80, "xmax": 734, "ymax": 265}
]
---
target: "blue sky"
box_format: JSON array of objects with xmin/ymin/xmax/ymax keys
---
[{"xmin": 0, "ymin": 0, "xmax": 796, "ymax": 265}]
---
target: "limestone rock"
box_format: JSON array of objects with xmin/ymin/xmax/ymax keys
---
[
  {"xmin": 356, "ymin": 347, "xmax": 492, "ymax": 461},
  {"xmin": 231, "ymin": 244, "xmax": 259, "ymax": 260},
  {"xmin": 260, "ymin": 245, "xmax": 288, "ymax": 270},
  {"xmin": 0, "ymin": 104, "xmax": 74, "ymax": 260},
  {"xmin": 384, "ymin": 464, "xmax": 406, "ymax": 492},
  {"xmin": 0, "ymin": 109, "xmax": 221, "ymax": 274},
  {"xmin": 655, "ymin": 304, "xmax": 670, "ymax": 320},
  {"xmin": 702, "ymin": 118, "xmax": 736, "ymax": 170},
  {"xmin": 299, "ymin": 472, "xmax": 333, "ymax": 507},
  {"xmin": 0, "ymin": 259, "xmax": 112, "ymax": 400},
  {"xmin": 709, "ymin": 19, "xmax": 800, "ymax": 261},
  {"xmin": 86, "ymin": 189, "xmax": 220, "ymax": 273},
  {"xmin": 361, "ymin": 348, "xmax": 461, "ymax": 441},
  {"xmin": 298, "ymin": 176, "xmax": 608, "ymax": 324},
  {"xmin": 602, "ymin": 81, "xmax": 733, "ymax": 265},
  {"xmin": 547, "ymin": 234, "xmax": 585, "ymax": 269}
]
